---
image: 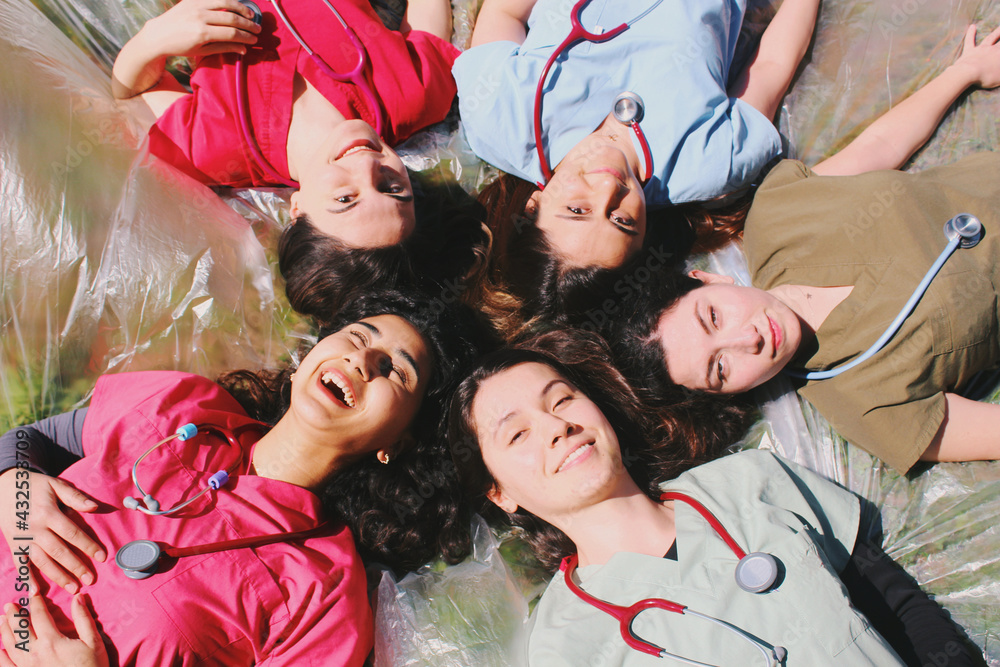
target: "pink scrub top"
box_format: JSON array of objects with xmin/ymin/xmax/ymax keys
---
[
  {"xmin": 148, "ymin": 0, "xmax": 461, "ymax": 186},
  {"xmin": 0, "ymin": 372, "xmax": 372, "ymax": 666}
]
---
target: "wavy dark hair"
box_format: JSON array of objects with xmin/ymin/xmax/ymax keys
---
[
  {"xmin": 446, "ymin": 328, "xmax": 740, "ymax": 572},
  {"xmin": 472, "ymin": 172, "xmax": 752, "ymax": 338},
  {"xmin": 609, "ymin": 268, "xmax": 756, "ymax": 446},
  {"xmin": 218, "ymin": 288, "xmax": 490, "ymax": 573},
  {"xmin": 280, "ymin": 181, "xmax": 488, "ymax": 328}
]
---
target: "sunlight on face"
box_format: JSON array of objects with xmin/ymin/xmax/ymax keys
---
[{"xmin": 291, "ymin": 120, "xmax": 415, "ymax": 248}]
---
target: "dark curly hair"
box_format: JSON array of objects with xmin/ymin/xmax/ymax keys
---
[
  {"xmin": 469, "ymin": 172, "xmax": 753, "ymax": 338},
  {"xmin": 218, "ymin": 288, "xmax": 491, "ymax": 573},
  {"xmin": 280, "ymin": 182, "xmax": 488, "ymax": 327},
  {"xmin": 446, "ymin": 328, "xmax": 739, "ymax": 572}
]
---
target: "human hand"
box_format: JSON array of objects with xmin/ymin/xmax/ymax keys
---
[
  {"xmin": 139, "ymin": 0, "xmax": 261, "ymax": 60},
  {"xmin": 952, "ymin": 24, "xmax": 1000, "ymax": 89},
  {"xmin": 0, "ymin": 595, "xmax": 109, "ymax": 667},
  {"xmin": 0, "ymin": 470, "xmax": 105, "ymax": 594}
]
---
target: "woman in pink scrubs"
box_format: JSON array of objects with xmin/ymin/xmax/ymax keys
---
[
  {"xmin": 0, "ymin": 290, "xmax": 481, "ymax": 666},
  {"xmin": 113, "ymin": 0, "xmax": 459, "ymax": 251}
]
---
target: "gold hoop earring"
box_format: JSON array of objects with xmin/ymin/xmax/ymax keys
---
[{"xmin": 377, "ymin": 451, "xmax": 391, "ymax": 465}]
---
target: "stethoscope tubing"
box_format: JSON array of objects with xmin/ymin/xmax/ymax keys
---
[
  {"xmin": 233, "ymin": 0, "xmax": 383, "ymax": 186},
  {"xmin": 786, "ymin": 214, "xmax": 982, "ymax": 381},
  {"xmin": 560, "ymin": 491, "xmax": 785, "ymax": 665},
  {"xmin": 533, "ymin": 0, "xmax": 661, "ymax": 186}
]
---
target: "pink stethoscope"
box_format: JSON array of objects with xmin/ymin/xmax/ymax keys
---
[
  {"xmin": 560, "ymin": 491, "xmax": 788, "ymax": 666},
  {"xmin": 233, "ymin": 0, "xmax": 385, "ymax": 187},
  {"xmin": 533, "ymin": 0, "xmax": 657, "ymax": 188}
]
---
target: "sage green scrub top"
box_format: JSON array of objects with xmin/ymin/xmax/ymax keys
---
[
  {"xmin": 744, "ymin": 154, "xmax": 1000, "ymax": 473},
  {"xmin": 526, "ymin": 450, "xmax": 904, "ymax": 666}
]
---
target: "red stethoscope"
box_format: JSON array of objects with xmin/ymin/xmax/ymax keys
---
[
  {"xmin": 560, "ymin": 491, "xmax": 788, "ymax": 666},
  {"xmin": 116, "ymin": 422, "xmax": 324, "ymax": 580},
  {"xmin": 233, "ymin": 0, "xmax": 385, "ymax": 187},
  {"xmin": 533, "ymin": 0, "xmax": 656, "ymax": 187}
]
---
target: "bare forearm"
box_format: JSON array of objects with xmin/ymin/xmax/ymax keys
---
[
  {"xmin": 920, "ymin": 392, "xmax": 1000, "ymax": 463},
  {"xmin": 402, "ymin": 0, "xmax": 453, "ymax": 42},
  {"xmin": 470, "ymin": 0, "xmax": 537, "ymax": 47},
  {"xmin": 814, "ymin": 65, "xmax": 976, "ymax": 176},
  {"xmin": 731, "ymin": 0, "xmax": 820, "ymax": 120},
  {"xmin": 112, "ymin": 29, "xmax": 170, "ymax": 100}
]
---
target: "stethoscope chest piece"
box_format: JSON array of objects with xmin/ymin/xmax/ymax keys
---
[
  {"xmin": 944, "ymin": 213, "xmax": 983, "ymax": 248},
  {"xmin": 116, "ymin": 540, "xmax": 162, "ymax": 580},
  {"xmin": 613, "ymin": 92, "xmax": 645, "ymax": 124},
  {"xmin": 238, "ymin": 0, "xmax": 263, "ymax": 25},
  {"xmin": 734, "ymin": 551, "xmax": 779, "ymax": 593}
]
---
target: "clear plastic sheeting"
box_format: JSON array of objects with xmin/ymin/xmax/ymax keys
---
[
  {"xmin": 374, "ymin": 516, "xmax": 546, "ymax": 667},
  {"xmin": 3, "ymin": 0, "xmax": 1000, "ymax": 663}
]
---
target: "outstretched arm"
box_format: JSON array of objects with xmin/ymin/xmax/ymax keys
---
[
  {"xmin": 112, "ymin": 0, "xmax": 260, "ymax": 117},
  {"xmin": 401, "ymin": 0, "xmax": 453, "ymax": 42},
  {"xmin": 920, "ymin": 392, "xmax": 1000, "ymax": 463},
  {"xmin": 814, "ymin": 24, "xmax": 1000, "ymax": 176},
  {"xmin": 470, "ymin": 0, "xmax": 538, "ymax": 47},
  {"xmin": 730, "ymin": 0, "xmax": 821, "ymax": 122}
]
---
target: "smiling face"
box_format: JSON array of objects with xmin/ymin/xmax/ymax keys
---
[
  {"xmin": 291, "ymin": 120, "xmax": 415, "ymax": 248},
  {"xmin": 654, "ymin": 274, "xmax": 803, "ymax": 394},
  {"xmin": 290, "ymin": 314, "xmax": 433, "ymax": 458},
  {"xmin": 531, "ymin": 136, "xmax": 647, "ymax": 270},
  {"xmin": 470, "ymin": 362, "xmax": 626, "ymax": 521}
]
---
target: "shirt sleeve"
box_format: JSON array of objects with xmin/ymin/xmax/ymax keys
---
[
  {"xmin": 453, "ymin": 40, "xmax": 542, "ymax": 184},
  {"xmin": 841, "ymin": 540, "xmax": 978, "ymax": 667},
  {"xmin": 0, "ymin": 409, "xmax": 87, "ymax": 475}
]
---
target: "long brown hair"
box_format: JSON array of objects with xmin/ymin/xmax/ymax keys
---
[
  {"xmin": 446, "ymin": 328, "xmax": 745, "ymax": 572},
  {"xmin": 471, "ymin": 172, "xmax": 751, "ymax": 338}
]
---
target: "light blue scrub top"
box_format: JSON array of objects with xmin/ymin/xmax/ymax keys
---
[
  {"xmin": 454, "ymin": 0, "xmax": 783, "ymax": 204},
  {"xmin": 526, "ymin": 450, "xmax": 906, "ymax": 665}
]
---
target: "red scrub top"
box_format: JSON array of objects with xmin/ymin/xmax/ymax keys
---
[
  {"xmin": 148, "ymin": 0, "xmax": 460, "ymax": 186},
  {"xmin": 0, "ymin": 372, "xmax": 372, "ymax": 666}
]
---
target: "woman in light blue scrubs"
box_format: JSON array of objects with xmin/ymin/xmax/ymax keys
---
[
  {"xmin": 447, "ymin": 330, "xmax": 978, "ymax": 666},
  {"xmin": 456, "ymin": 0, "xmax": 817, "ymax": 279}
]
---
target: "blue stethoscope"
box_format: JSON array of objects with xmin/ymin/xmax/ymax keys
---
[
  {"xmin": 562, "ymin": 492, "xmax": 786, "ymax": 666},
  {"xmin": 785, "ymin": 213, "xmax": 984, "ymax": 381},
  {"xmin": 533, "ymin": 0, "xmax": 658, "ymax": 187},
  {"xmin": 116, "ymin": 422, "xmax": 322, "ymax": 580},
  {"xmin": 234, "ymin": 0, "xmax": 384, "ymax": 187}
]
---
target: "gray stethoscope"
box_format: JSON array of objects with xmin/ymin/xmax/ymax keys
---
[
  {"xmin": 116, "ymin": 422, "xmax": 321, "ymax": 580},
  {"xmin": 785, "ymin": 213, "xmax": 984, "ymax": 380}
]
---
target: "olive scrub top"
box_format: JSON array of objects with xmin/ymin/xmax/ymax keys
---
[{"xmin": 744, "ymin": 154, "xmax": 1000, "ymax": 473}]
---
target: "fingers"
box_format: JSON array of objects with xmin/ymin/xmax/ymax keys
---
[
  {"xmin": 22, "ymin": 599, "xmax": 53, "ymax": 641},
  {"xmin": 964, "ymin": 23, "xmax": 978, "ymax": 53},
  {"xmin": 23, "ymin": 544, "xmax": 84, "ymax": 594},
  {"xmin": 43, "ymin": 509, "xmax": 105, "ymax": 564},
  {"xmin": 2, "ymin": 604, "xmax": 33, "ymax": 647},
  {"xmin": 48, "ymin": 479, "xmax": 97, "ymax": 515},
  {"xmin": 0, "ymin": 609, "xmax": 18, "ymax": 667},
  {"xmin": 217, "ymin": 0, "xmax": 262, "ymax": 26},
  {"xmin": 70, "ymin": 596, "xmax": 105, "ymax": 660},
  {"xmin": 983, "ymin": 23, "xmax": 1000, "ymax": 46}
]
